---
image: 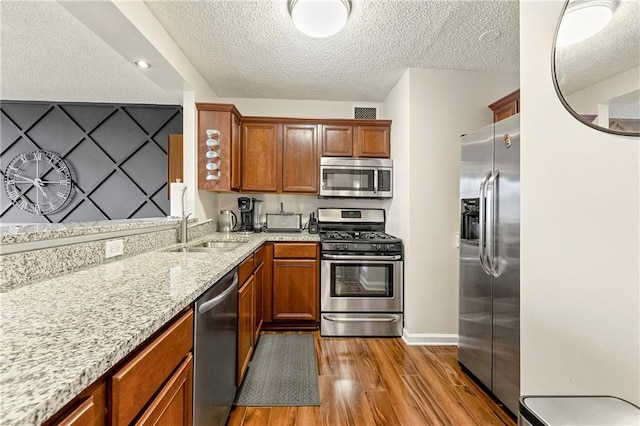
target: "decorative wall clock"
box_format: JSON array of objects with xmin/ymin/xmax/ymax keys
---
[{"xmin": 3, "ymin": 150, "xmax": 74, "ymax": 215}]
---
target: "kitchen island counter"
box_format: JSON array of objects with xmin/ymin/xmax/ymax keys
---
[{"xmin": 0, "ymin": 232, "xmax": 319, "ymax": 426}]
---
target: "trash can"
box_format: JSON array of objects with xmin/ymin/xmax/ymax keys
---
[{"xmin": 519, "ymin": 396, "xmax": 640, "ymax": 426}]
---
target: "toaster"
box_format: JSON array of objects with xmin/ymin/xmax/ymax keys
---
[{"xmin": 265, "ymin": 213, "xmax": 302, "ymax": 232}]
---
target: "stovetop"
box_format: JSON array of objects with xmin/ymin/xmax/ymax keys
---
[{"xmin": 321, "ymin": 231, "xmax": 400, "ymax": 243}]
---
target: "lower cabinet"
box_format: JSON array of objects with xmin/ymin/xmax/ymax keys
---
[
  {"xmin": 45, "ymin": 309, "xmax": 194, "ymax": 426},
  {"xmin": 237, "ymin": 274, "xmax": 255, "ymax": 384},
  {"xmin": 135, "ymin": 354, "xmax": 193, "ymax": 426},
  {"xmin": 271, "ymin": 243, "xmax": 319, "ymax": 324},
  {"xmin": 46, "ymin": 381, "xmax": 107, "ymax": 426}
]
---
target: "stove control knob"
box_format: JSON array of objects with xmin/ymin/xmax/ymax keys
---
[
  {"xmin": 385, "ymin": 244, "xmax": 393, "ymax": 251},
  {"xmin": 375, "ymin": 244, "xmax": 382, "ymax": 250}
]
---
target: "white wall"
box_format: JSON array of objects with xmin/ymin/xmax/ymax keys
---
[
  {"xmin": 521, "ymin": 0, "xmax": 639, "ymax": 404},
  {"xmin": 383, "ymin": 68, "xmax": 519, "ymax": 343}
]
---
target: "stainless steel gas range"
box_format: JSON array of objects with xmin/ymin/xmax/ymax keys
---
[{"xmin": 318, "ymin": 208, "xmax": 404, "ymax": 337}]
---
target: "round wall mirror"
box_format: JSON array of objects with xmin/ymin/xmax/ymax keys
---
[{"xmin": 552, "ymin": 0, "xmax": 640, "ymax": 136}]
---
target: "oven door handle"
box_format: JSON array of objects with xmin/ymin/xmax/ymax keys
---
[
  {"xmin": 323, "ymin": 315, "xmax": 401, "ymax": 323},
  {"xmin": 322, "ymin": 254, "xmax": 402, "ymax": 261}
]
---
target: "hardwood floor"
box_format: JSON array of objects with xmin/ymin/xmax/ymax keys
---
[{"xmin": 227, "ymin": 332, "xmax": 516, "ymax": 426}]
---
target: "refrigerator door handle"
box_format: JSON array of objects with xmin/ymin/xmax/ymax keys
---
[
  {"xmin": 486, "ymin": 170, "xmax": 500, "ymax": 278},
  {"xmin": 478, "ymin": 171, "xmax": 492, "ymax": 275}
]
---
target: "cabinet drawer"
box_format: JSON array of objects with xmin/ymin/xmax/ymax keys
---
[
  {"xmin": 111, "ymin": 310, "xmax": 193, "ymax": 426},
  {"xmin": 254, "ymin": 245, "xmax": 265, "ymax": 266},
  {"xmin": 273, "ymin": 243, "xmax": 317, "ymax": 259},
  {"xmin": 239, "ymin": 255, "xmax": 255, "ymax": 283}
]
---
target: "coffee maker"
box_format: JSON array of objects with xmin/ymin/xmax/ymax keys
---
[{"xmin": 237, "ymin": 197, "xmax": 255, "ymax": 232}]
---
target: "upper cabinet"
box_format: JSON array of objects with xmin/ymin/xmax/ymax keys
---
[
  {"xmin": 241, "ymin": 122, "xmax": 280, "ymax": 192},
  {"xmin": 196, "ymin": 103, "xmax": 392, "ymax": 193},
  {"xmin": 320, "ymin": 123, "xmax": 391, "ymax": 158},
  {"xmin": 282, "ymin": 123, "xmax": 318, "ymax": 193},
  {"xmin": 356, "ymin": 125, "xmax": 390, "ymax": 157},
  {"xmin": 489, "ymin": 90, "xmax": 520, "ymax": 123},
  {"xmin": 196, "ymin": 103, "xmax": 242, "ymax": 192},
  {"xmin": 321, "ymin": 124, "xmax": 353, "ymax": 156}
]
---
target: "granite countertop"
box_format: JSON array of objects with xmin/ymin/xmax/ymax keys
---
[
  {"xmin": 0, "ymin": 231, "xmax": 320, "ymax": 426},
  {"xmin": 0, "ymin": 218, "xmax": 182, "ymax": 244}
]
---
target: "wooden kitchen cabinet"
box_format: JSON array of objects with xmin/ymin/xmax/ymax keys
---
[
  {"xmin": 356, "ymin": 125, "xmax": 391, "ymax": 157},
  {"xmin": 282, "ymin": 123, "xmax": 318, "ymax": 193},
  {"xmin": 321, "ymin": 124, "xmax": 353, "ymax": 156},
  {"xmin": 242, "ymin": 122, "xmax": 280, "ymax": 192},
  {"xmin": 489, "ymin": 89, "xmax": 520, "ymax": 123},
  {"xmin": 196, "ymin": 103, "xmax": 242, "ymax": 192},
  {"xmin": 237, "ymin": 274, "xmax": 255, "ymax": 385},
  {"xmin": 320, "ymin": 122, "xmax": 391, "ymax": 158},
  {"xmin": 271, "ymin": 243, "xmax": 319, "ymax": 323},
  {"xmin": 45, "ymin": 381, "xmax": 106, "ymax": 426},
  {"xmin": 111, "ymin": 309, "xmax": 193, "ymax": 426},
  {"xmin": 135, "ymin": 354, "xmax": 193, "ymax": 426}
]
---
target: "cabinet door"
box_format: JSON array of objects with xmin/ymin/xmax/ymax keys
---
[
  {"xmin": 242, "ymin": 122, "xmax": 280, "ymax": 192},
  {"xmin": 237, "ymin": 276, "xmax": 255, "ymax": 384},
  {"xmin": 488, "ymin": 89, "xmax": 520, "ymax": 123},
  {"xmin": 321, "ymin": 125, "xmax": 353, "ymax": 157},
  {"xmin": 231, "ymin": 113, "xmax": 242, "ymax": 191},
  {"xmin": 356, "ymin": 126, "xmax": 390, "ymax": 158},
  {"xmin": 493, "ymin": 102, "xmax": 517, "ymax": 122},
  {"xmin": 254, "ymin": 263, "xmax": 264, "ymax": 342},
  {"xmin": 167, "ymin": 134, "xmax": 183, "ymax": 198},
  {"xmin": 51, "ymin": 382, "xmax": 106, "ymax": 426},
  {"xmin": 197, "ymin": 109, "xmax": 232, "ymax": 191},
  {"xmin": 272, "ymin": 259, "xmax": 318, "ymax": 321},
  {"xmin": 282, "ymin": 124, "xmax": 318, "ymax": 193},
  {"xmin": 135, "ymin": 354, "xmax": 193, "ymax": 426}
]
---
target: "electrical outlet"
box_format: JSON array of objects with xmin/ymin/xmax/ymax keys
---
[{"xmin": 105, "ymin": 239, "xmax": 124, "ymax": 258}]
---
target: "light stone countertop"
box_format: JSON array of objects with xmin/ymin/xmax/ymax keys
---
[
  {"xmin": 0, "ymin": 231, "xmax": 320, "ymax": 426},
  {"xmin": 0, "ymin": 218, "xmax": 182, "ymax": 244}
]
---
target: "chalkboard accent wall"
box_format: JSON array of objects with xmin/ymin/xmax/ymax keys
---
[{"xmin": 0, "ymin": 101, "xmax": 182, "ymax": 223}]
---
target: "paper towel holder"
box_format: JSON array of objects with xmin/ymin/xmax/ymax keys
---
[{"xmin": 205, "ymin": 129, "xmax": 221, "ymax": 181}]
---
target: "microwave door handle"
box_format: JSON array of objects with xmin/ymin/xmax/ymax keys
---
[{"xmin": 373, "ymin": 168, "xmax": 379, "ymax": 194}]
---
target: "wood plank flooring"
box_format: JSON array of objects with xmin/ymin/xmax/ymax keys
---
[{"xmin": 227, "ymin": 332, "xmax": 516, "ymax": 426}]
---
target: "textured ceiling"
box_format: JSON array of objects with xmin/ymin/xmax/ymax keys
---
[
  {"xmin": 145, "ymin": 0, "xmax": 520, "ymax": 101},
  {"xmin": 555, "ymin": 0, "xmax": 640, "ymax": 95},
  {"xmin": 1, "ymin": 0, "xmax": 520, "ymax": 104},
  {"xmin": 0, "ymin": 1, "xmax": 174, "ymax": 104}
]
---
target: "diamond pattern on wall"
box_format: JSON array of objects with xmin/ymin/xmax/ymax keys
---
[{"xmin": 0, "ymin": 101, "xmax": 182, "ymax": 223}]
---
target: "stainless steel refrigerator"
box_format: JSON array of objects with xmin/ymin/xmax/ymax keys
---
[{"xmin": 458, "ymin": 113, "xmax": 520, "ymax": 414}]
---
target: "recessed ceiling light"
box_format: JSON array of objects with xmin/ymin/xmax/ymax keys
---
[
  {"xmin": 479, "ymin": 29, "xmax": 502, "ymax": 42},
  {"xmin": 290, "ymin": 0, "xmax": 351, "ymax": 38},
  {"xmin": 556, "ymin": 0, "xmax": 618, "ymax": 47},
  {"xmin": 135, "ymin": 60, "xmax": 151, "ymax": 69}
]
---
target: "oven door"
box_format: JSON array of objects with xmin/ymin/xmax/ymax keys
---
[{"xmin": 321, "ymin": 254, "xmax": 403, "ymax": 312}]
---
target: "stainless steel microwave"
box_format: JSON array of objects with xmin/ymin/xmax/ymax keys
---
[{"xmin": 319, "ymin": 157, "xmax": 393, "ymax": 198}]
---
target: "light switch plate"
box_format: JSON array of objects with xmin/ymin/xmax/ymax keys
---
[{"xmin": 105, "ymin": 239, "xmax": 124, "ymax": 258}]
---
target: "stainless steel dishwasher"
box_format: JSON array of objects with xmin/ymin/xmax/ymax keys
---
[{"xmin": 194, "ymin": 268, "xmax": 238, "ymax": 426}]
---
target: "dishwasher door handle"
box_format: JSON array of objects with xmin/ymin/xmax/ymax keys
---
[{"xmin": 198, "ymin": 273, "xmax": 238, "ymax": 315}]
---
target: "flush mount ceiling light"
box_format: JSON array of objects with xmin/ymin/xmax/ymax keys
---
[
  {"xmin": 289, "ymin": 0, "xmax": 351, "ymax": 38},
  {"xmin": 556, "ymin": 0, "xmax": 618, "ymax": 47},
  {"xmin": 134, "ymin": 60, "xmax": 150, "ymax": 69}
]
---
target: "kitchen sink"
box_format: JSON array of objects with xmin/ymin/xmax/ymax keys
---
[
  {"xmin": 194, "ymin": 241, "xmax": 246, "ymax": 249},
  {"xmin": 165, "ymin": 240, "xmax": 246, "ymax": 253}
]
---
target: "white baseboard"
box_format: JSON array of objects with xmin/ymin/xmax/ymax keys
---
[{"xmin": 402, "ymin": 329, "xmax": 458, "ymax": 346}]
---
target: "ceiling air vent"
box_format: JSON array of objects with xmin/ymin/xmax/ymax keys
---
[{"xmin": 353, "ymin": 106, "xmax": 378, "ymax": 120}]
